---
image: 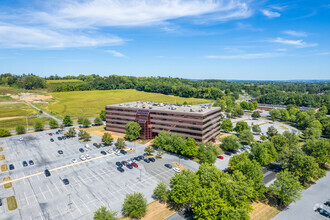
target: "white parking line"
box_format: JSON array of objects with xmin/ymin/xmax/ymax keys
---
[
  {"xmin": 24, "ymin": 191, "xmax": 29, "ymax": 206},
  {"xmin": 38, "ymin": 186, "xmax": 47, "ymax": 200}
]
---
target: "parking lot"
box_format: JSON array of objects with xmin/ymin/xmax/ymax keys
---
[{"xmin": 0, "ymin": 129, "xmax": 198, "ymax": 219}]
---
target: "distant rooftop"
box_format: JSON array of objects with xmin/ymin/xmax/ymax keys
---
[{"xmin": 106, "ymin": 101, "xmax": 220, "ymax": 115}]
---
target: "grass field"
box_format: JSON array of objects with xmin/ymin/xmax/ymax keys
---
[
  {"xmin": 249, "ymin": 202, "xmax": 280, "ymax": 220},
  {"xmin": 41, "ymin": 89, "xmax": 210, "ymax": 119},
  {"xmin": 46, "ymin": 79, "xmax": 83, "ymax": 84},
  {"xmin": 0, "ymin": 86, "xmax": 22, "ymax": 95},
  {"xmin": 0, "ymin": 103, "xmax": 40, "ymax": 117},
  {"xmin": 0, "ymin": 96, "xmax": 14, "ymax": 102},
  {"xmin": 0, "ymin": 117, "xmax": 50, "ymax": 130},
  {"xmin": 7, "ymin": 196, "xmax": 18, "ymax": 211}
]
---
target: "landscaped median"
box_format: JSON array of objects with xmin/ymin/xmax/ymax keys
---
[
  {"xmin": 3, "ymin": 176, "xmax": 12, "ymax": 189},
  {"xmin": 0, "ymin": 154, "xmax": 5, "ymax": 161},
  {"xmin": 6, "ymin": 196, "xmax": 18, "ymax": 211},
  {"xmin": 1, "ymin": 164, "xmax": 8, "ymax": 172}
]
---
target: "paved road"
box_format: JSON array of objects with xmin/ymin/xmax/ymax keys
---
[
  {"xmin": 274, "ymin": 172, "xmax": 330, "ymax": 220},
  {"xmin": 24, "ymin": 100, "xmax": 60, "ymax": 121}
]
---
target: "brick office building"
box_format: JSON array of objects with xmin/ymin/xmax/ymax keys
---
[{"xmin": 105, "ymin": 102, "xmax": 222, "ymax": 143}]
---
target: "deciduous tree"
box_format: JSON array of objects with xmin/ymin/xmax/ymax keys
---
[
  {"xmin": 16, "ymin": 125, "xmax": 26, "ymax": 134},
  {"xmin": 153, "ymin": 182, "xmax": 169, "ymax": 202},
  {"xmin": 125, "ymin": 121, "xmax": 141, "ymax": 141},
  {"xmin": 115, "ymin": 138, "xmax": 126, "ymax": 150},
  {"xmin": 222, "ymin": 135, "xmax": 241, "ymax": 151},
  {"xmin": 94, "ymin": 206, "xmax": 117, "ymax": 220},
  {"xmin": 49, "ymin": 118, "xmax": 59, "ymax": 129},
  {"xmin": 122, "ymin": 192, "xmax": 147, "ymax": 219},
  {"xmin": 234, "ymin": 122, "xmax": 250, "ymax": 134},
  {"xmin": 62, "ymin": 115, "xmax": 73, "ymax": 126},
  {"xmin": 102, "ymin": 133, "xmax": 114, "ymax": 146},
  {"xmin": 221, "ymin": 119, "xmax": 233, "ymax": 132}
]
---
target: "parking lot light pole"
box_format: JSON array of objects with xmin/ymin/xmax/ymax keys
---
[
  {"xmin": 139, "ymin": 169, "xmax": 142, "ymax": 182},
  {"xmin": 68, "ymin": 194, "xmax": 72, "ymax": 211}
]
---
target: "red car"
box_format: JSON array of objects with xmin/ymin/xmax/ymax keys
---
[
  {"xmin": 131, "ymin": 162, "xmax": 138, "ymax": 168},
  {"xmin": 217, "ymin": 155, "xmax": 224, "ymax": 159}
]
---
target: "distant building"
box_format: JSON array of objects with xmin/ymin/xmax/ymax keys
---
[{"xmin": 105, "ymin": 102, "xmax": 222, "ymax": 142}]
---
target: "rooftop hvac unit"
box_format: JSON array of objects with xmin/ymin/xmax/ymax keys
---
[
  {"xmin": 119, "ymin": 104, "xmax": 123, "ymax": 106},
  {"xmin": 190, "ymin": 108, "xmax": 194, "ymax": 112}
]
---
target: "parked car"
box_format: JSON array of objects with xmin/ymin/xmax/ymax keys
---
[
  {"xmin": 138, "ymin": 155, "xmax": 144, "ymax": 160},
  {"xmin": 85, "ymin": 154, "xmax": 91, "ymax": 159},
  {"xmin": 173, "ymin": 167, "xmax": 180, "ymax": 173},
  {"xmin": 44, "ymin": 169, "xmax": 51, "ymax": 177},
  {"xmin": 164, "ymin": 164, "xmax": 172, "ymax": 169},
  {"xmin": 62, "ymin": 178, "xmax": 69, "ymax": 185},
  {"xmin": 315, "ymin": 208, "xmax": 330, "ymax": 218},
  {"xmin": 28, "ymin": 160, "xmax": 34, "ymax": 165},
  {"xmin": 117, "ymin": 167, "xmax": 125, "ymax": 173},
  {"xmin": 85, "ymin": 144, "xmax": 91, "ymax": 150},
  {"xmin": 9, "ymin": 164, "xmax": 15, "ymax": 170},
  {"xmin": 22, "ymin": 161, "xmax": 28, "ymax": 167},
  {"xmin": 50, "ymin": 138, "xmax": 54, "ymax": 142},
  {"xmin": 121, "ymin": 161, "xmax": 128, "ymax": 166},
  {"xmin": 115, "ymin": 152, "xmax": 121, "ymax": 156},
  {"xmin": 79, "ymin": 148, "xmax": 85, "ymax": 153},
  {"xmin": 19, "ymin": 137, "xmax": 23, "ymax": 141},
  {"xmin": 131, "ymin": 162, "xmax": 138, "ymax": 168},
  {"xmin": 116, "ymin": 162, "xmax": 123, "ymax": 167},
  {"xmin": 324, "ymin": 200, "xmax": 330, "ymax": 207},
  {"xmin": 0, "ymin": 198, "xmax": 2, "ymax": 206},
  {"xmin": 144, "ymin": 158, "xmax": 150, "ymax": 163},
  {"xmin": 71, "ymin": 158, "xmax": 77, "ymax": 163},
  {"xmin": 80, "ymin": 155, "xmax": 86, "ymax": 161},
  {"xmin": 100, "ymin": 151, "xmax": 107, "ymax": 155},
  {"xmin": 62, "ymin": 136, "xmax": 66, "ymax": 140},
  {"xmin": 126, "ymin": 164, "xmax": 133, "ymax": 169},
  {"xmin": 58, "ymin": 150, "xmax": 63, "ymax": 154},
  {"xmin": 149, "ymin": 157, "xmax": 155, "ymax": 162},
  {"xmin": 224, "ymin": 152, "xmax": 232, "ymax": 156},
  {"xmin": 217, "ymin": 155, "xmax": 224, "ymax": 159},
  {"xmin": 57, "ymin": 137, "xmax": 62, "ymax": 141},
  {"xmin": 135, "ymin": 157, "xmax": 141, "ymax": 161},
  {"xmin": 56, "ymin": 132, "xmax": 59, "ymax": 135},
  {"xmin": 48, "ymin": 133, "xmax": 53, "ymax": 136},
  {"xmin": 120, "ymin": 150, "xmax": 127, "ymax": 155}
]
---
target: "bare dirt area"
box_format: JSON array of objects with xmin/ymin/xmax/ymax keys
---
[
  {"xmin": 250, "ymin": 202, "xmax": 280, "ymax": 220},
  {"xmin": 0, "ymin": 101, "xmax": 22, "ymax": 105},
  {"xmin": 79, "ymin": 126, "xmax": 125, "ymax": 139},
  {"xmin": 10, "ymin": 92, "xmax": 53, "ymax": 102},
  {"xmin": 0, "ymin": 116, "xmax": 25, "ymax": 121},
  {"xmin": 121, "ymin": 200, "xmax": 175, "ymax": 220}
]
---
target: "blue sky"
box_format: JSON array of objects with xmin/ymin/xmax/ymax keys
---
[{"xmin": 0, "ymin": 0, "xmax": 329, "ymax": 80}]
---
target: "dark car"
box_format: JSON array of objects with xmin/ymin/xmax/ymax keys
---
[
  {"xmin": 135, "ymin": 157, "xmax": 141, "ymax": 161},
  {"xmin": 224, "ymin": 152, "xmax": 232, "ymax": 156},
  {"xmin": 117, "ymin": 167, "xmax": 125, "ymax": 173},
  {"xmin": 144, "ymin": 158, "xmax": 150, "ymax": 163},
  {"xmin": 9, "ymin": 164, "xmax": 15, "ymax": 170},
  {"xmin": 120, "ymin": 150, "xmax": 127, "ymax": 155},
  {"xmin": 165, "ymin": 164, "xmax": 172, "ymax": 169},
  {"xmin": 138, "ymin": 155, "xmax": 144, "ymax": 160},
  {"xmin": 0, "ymin": 198, "xmax": 2, "ymax": 206},
  {"xmin": 232, "ymin": 150, "xmax": 238, "ymax": 154},
  {"xmin": 62, "ymin": 178, "xmax": 69, "ymax": 185},
  {"xmin": 149, "ymin": 157, "xmax": 155, "ymax": 162},
  {"xmin": 100, "ymin": 151, "xmax": 107, "ymax": 155},
  {"xmin": 22, "ymin": 161, "xmax": 28, "ymax": 167},
  {"xmin": 325, "ymin": 200, "xmax": 330, "ymax": 207},
  {"xmin": 116, "ymin": 162, "xmax": 123, "ymax": 167},
  {"xmin": 121, "ymin": 161, "xmax": 128, "ymax": 166},
  {"xmin": 58, "ymin": 150, "xmax": 63, "ymax": 154},
  {"xmin": 49, "ymin": 133, "xmax": 53, "ymax": 136},
  {"xmin": 79, "ymin": 148, "xmax": 85, "ymax": 153},
  {"xmin": 44, "ymin": 169, "xmax": 51, "ymax": 177},
  {"xmin": 50, "ymin": 138, "xmax": 54, "ymax": 142},
  {"xmin": 56, "ymin": 132, "xmax": 59, "ymax": 135},
  {"xmin": 62, "ymin": 136, "xmax": 66, "ymax": 140},
  {"xmin": 126, "ymin": 164, "xmax": 133, "ymax": 169},
  {"xmin": 28, "ymin": 160, "xmax": 34, "ymax": 165},
  {"xmin": 57, "ymin": 137, "xmax": 62, "ymax": 141},
  {"xmin": 316, "ymin": 208, "xmax": 330, "ymax": 217}
]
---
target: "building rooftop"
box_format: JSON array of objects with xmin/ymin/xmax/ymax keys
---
[{"xmin": 106, "ymin": 101, "xmax": 220, "ymax": 115}]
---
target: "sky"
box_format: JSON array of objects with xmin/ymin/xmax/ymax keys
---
[{"xmin": 0, "ymin": 0, "xmax": 329, "ymax": 80}]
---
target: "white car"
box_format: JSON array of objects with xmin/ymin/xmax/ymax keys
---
[
  {"xmin": 80, "ymin": 155, "xmax": 86, "ymax": 161},
  {"xmin": 71, "ymin": 158, "xmax": 77, "ymax": 163},
  {"xmin": 115, "ymin": 152, "xmax": 121, "ymax": 156},
  {"xmin": 85, "ymin": 154, "xmax": 91, "ymax": 159},
  {"xmin": 173, "ymin": 167, "xmax": 181, "ymax": 173},
  {"xmin": 19, "ymin": 137, "xmax": 24, "ymax": 141},
  {"xmin": 106, "ymin": 149, "xmax": 113, "ymax": 154},
  {"xmin": 85, "ymin": 144, "xmax": 91, "ymax": 150}
]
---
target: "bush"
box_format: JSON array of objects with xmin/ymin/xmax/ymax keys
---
[
  {"xmin": 16, "ymin": 125, "xmax": 26, "ymax": 134},
  {"xmin": 122, "ymin": 192, "xmax": 147, "ymax": 219},
  {"xmin": 94, "ymin": 206, "xmax": 117, "ymax": 220},
  {"xmin": 34, "ymin": 120, "xmax": 44, "ymax": 131},
  {"xmin": 49, "ymin": 118, "xmax": 59, "ymax": 129},
  {"xmin": 0, "ymin": 129, "xmax": 11, "ymax": 137}
]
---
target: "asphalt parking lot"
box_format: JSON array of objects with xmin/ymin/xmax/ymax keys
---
[{"xmin": 0, "ymin": 129, "xmax": 198, "ymax": 219}]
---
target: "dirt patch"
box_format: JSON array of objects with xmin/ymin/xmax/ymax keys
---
[
  {"xmin": 7, "ymin": 196, "xmax": 18, "ymax": 211},
  {"xmin": 11, "ymin": 92, "xmax": 53, "ymax": 102},
  {"xmin": 80, "ymin": 126, "xmax": 125, "ymax": 139},
  {"xmin": 0, "ymin": 116, "xmax": 25, "ymax": 121},
  {"xmin": 0, "ymin": 155, "xmax": 5, "ymax": 161},
  {"xmin": 249, "ymin": 202, "xmax": 280, "ymax": 220},
  {"xmin": 0, "ymin": 101, "xmax": 22, "ymax": 105},
  {"xmin": 121, "ymin": 200, "xmax": 175, "ymax": 220},
  {"xmin": 1, "ymin": 164, "xmax": 8, "ymax": 172},
  {"xmin": 0, "ymin": 147, "xmax": 3, "ymax": 152},
  {"xmin": 172, "ymin": 162, "xmax": 186, "ymax": 171},
  {"xmin": 3, "ymin": 177, "xmax": 12, "ymax": 189}
]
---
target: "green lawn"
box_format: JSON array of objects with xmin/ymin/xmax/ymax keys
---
[
  {"xmin": 0, "ymin": 96, "xmax": 14, "ymax": 102},
  {"xmin": 0, "ymin": 117, "xmax": 50, "ymax": 130},
  {"xmin": 0, "ymin": 86, "xmax": 21, "ymax": 95},
  {"xmin": 0, "ymin": 103, "xmax": 40, "ymax": 117},
  {"xmin": 42, "ymin": 89, "xmax": 210, "ymax": 119}
]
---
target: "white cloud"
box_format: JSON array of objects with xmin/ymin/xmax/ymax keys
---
[
  {"xmin": 0, "ymin": 22, "xmax": 123, "ymax": 48},
  {"xmin": 206, "ymin": 52, "xmax": 281, "ymax": 59},
  {"xmin": 276, "ymin": 48, "xmax": 287, "ymax": 52},
  {"xmin": 106, "ymin": 50, "xmax": 126, "ymax": 57},
  {"xmin": 317, "ymin": 52, "xmax": 330, "ymax": 55},
  {"xmin": 271, "ymin": 37, "xmax": 317, "ymax": 48},
  {"xmin": 283, "ymin": 30, "xmax": 307, "ymax": 37},
  {"xmin": 261, "ymin": 9, "xmax": 280, "ymax": 18}
]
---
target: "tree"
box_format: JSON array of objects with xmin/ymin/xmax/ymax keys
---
[
  {"xmin": 270, "ymin": 170, "xmax": 303, "ymax": 207},
  {"xmin": 198, "ymin": 142, "xmax": 220, "ymax": 164},
  {"xmin": 83, "ymin": 118, "xmax": 91, "ymax": 127},
  {"xmin": 49, "ymin": 118, "xmax": 59, "ymax": 129},
  {"xmin": 94, "ymin": 117, "xmax": 102, "ymax": 125},
  {"xmin": 62, "ymin": 115, "xmax": 73, "ymax": 126},
  {"xmin": 67, "ymin": 127, "xmax": 76, "ymax": 137},
  {"xmin": 78, "ymin": 130, "xmax": 91, "ymax": 141},
  {"xmin": 251, "ymin": 111, "xmax": 261, "ymax": 119},
  {"xmin": 0, "ymin": 128, "xmax": 11, "ymax": 137},
  {"xmin": 115, "ymin": 138, "xmax": 126, "ymax": 150},
  {"xmin": 252, "ymin": 124, "xmax": 261, "ymax": 133},
  {"xmin": 77, "ymin": 115, "xmax": 84, "ymax": 124},
  {"xmin": 260, "ymin": 135, "xmax": 267, "ymax": 141},
  {"xmin": 100, "ymin": 110, "xmax": 106, "ymax": 121},
  {"xmin": 122, "ymin": 192, "xmax": 147, "ymax": 219},
  {"xmin": 232, "ymin": 105, "xmax": 244, "ymax": 117},
  {"xmin": 269, "ymin": 109, "xmax": 281, "ymax": 121},
  {"xmin": 34, "ymin": 120, "xmax": 44, "ymax": 131},
  {"xmin": 302, "ymin": 139, "xmax": 330, "ymax": 165},
  {"xmin": 240, "ymin": 101, "xmax": 248, "ymax": 110},
  {"xmin": 144, "ymin": 146, "xmax": 155, "ymax": 155},
  {"xmin": 102, "ymin": 133, "xmax": 114, "ymax": 146},
  {"xmin": 169, "ymin": 169, "xmax": 199, "ymax": 207},
  {"xmin": 248, "ymin": 102, "xmax": 255, "ymax": 111},
  {"xmin": 290, "ymin": 155, "xmax": 319, "ymax": 184},
  {"xmin": 222, "ymin": 135, "xmax": 241, "ymax": 151},
  {"xmin": 283, "ymin": 131, "xmax": 299, "ymax": 146},
  {"xmin": 16, "ymin": 125, "xmax": 26, "ymax": 134},
  {"xmin": 252, "ymin": 101, "xmax": 258, "ymax": 109},
  {"xmin": 153, "ymin": 182, "xmax": 169, "ymax": 202},
  {"xmin": 304, "ymin": 127, "xmax": 321, "ymax": 140},
  {"xmin": 266, "ymin": 126, "xmax": 278, "ymax": 138},
  {"xmin": 94, "ymin": 206, "xmax": 118, "ymax": 220},
  {"xmin": 125, "ymin": 121, "xmax": 141, "ymax": 141},
  {"xmin": 221, "ymin": 119, "xmax": 233, "ymax": 132},
  {"xmin": 60, "ymin": 124, "xmax": 64, "ymax": 130},
  {"xmin": 234, "ymin": 122, "xmax": 250, "ymax": 134},
  {"xmin": 270, "ymin": 134, "xmax": 289, "ymax": 152},
  {"xmin": 180, "ymin": 138, "xmax": 198, "ymax": 158},
  {"xmin": 251, "ymin": 142, "xmax": 277, "ymax": 166},
  {"xmin": 239, "ymin": 130, "xmax": 254, "ymax": 145}
]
